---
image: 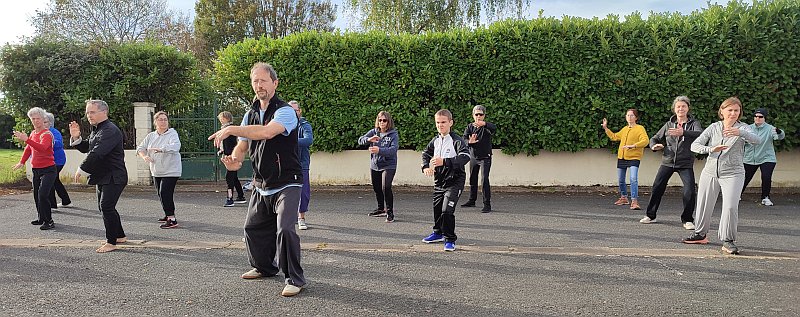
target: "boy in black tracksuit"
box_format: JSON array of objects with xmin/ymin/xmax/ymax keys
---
[{"xmin": 421, "ymin": 109, "xmax": 471, "ymax": 252}]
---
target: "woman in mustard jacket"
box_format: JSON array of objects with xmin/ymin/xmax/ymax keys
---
[{"xmin": 603, "ymin": 109, "xmax": 649, "ymax": 210}]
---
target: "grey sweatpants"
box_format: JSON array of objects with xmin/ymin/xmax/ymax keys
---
[
  {"xmin": 694, "ymin": 170, "xmax": 745, "ymax": 242},
  {"xmin": 244, "ymin": 186, "xmax": 306, "ymax": 287}
]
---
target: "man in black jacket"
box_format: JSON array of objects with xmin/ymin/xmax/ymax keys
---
[
  {"xmin": 209, "ymin": 62, "xmax": 305, "ymax": 297},
  {"xmin": 640, "ymin": 96, "xmax": 703, "ymax": 229},
  {"xmin": 461, "ymin": 105, "xmax": 497, "ymax": 212},
  {"xmin": 69, "ymin": 99, "xmax": 128, "ymax": 253}
]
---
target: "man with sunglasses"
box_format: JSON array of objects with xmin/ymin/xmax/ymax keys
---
[{"xmin": 461, "ymin": 105, "xmax": 497, "ymax": 213}]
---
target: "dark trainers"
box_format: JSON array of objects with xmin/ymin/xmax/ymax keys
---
[
  {"xmin": 722, "ymin": 241, "xmax": 740, "ymax": 255},
  {"xmin": 368, "ymin": 208, "xmax": 387, "ymax": 217},
  {"xmin": 157, "ymin": 216, "xmax": 168, "ymax": 222},
  {"xmin": 31, "ymin": 219, "xmax": 43, "ymax": 225},
  {"xmin": 224, "ymin": 198, "xmax": 235, "ymax": 207},
  {"xmin": 422, "ymin": 232, "xmax": 444, "ymax": 243},
  {"xmin": 481, "ymin": 204, "xmax": 492, "ymax": 213},
  {"xmin": 159, "ymin": 218, "xmax": 178, "ymax": 229},
  {"xmin": 40, "ymin": 221, "xmax": 55, "ymax": 230},
  {"xmin": 683, "ymin": 232, "xmax": 708, "ymax": 244},
  {"xmin": 386, "ymin": 210, "xmax": 395, "ymax": 223},
  {"xmin": 234, "ymin": 197, "xmax": 247, "ymax": 204},
  {"xmin": 461, "ymin": 201, "xmax": 476, "ymax": 207}
]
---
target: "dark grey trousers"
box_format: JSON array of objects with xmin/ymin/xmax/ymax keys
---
[{"xmin": 244, "ymin": 186, "xmax": 306, "ymax": 287}]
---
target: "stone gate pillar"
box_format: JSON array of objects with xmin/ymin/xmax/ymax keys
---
[{"xmin": 133, "ymin": 102, "xmax": 155, "ymax": 185}]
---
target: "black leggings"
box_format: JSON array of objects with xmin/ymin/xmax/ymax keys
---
[
  {"xmin": 226, "ymin": 170, "xmax": 244, "ymax": 199},
  {"xmin": 154, "ymin": 177, "xmax": 178, "ymax": 216},
  {"xmin": 743, "ymin": 162, "xmax": 776, "ymax": 199},
  {"xmin": 371, "ymin": 169, "xmax": 396, "ymax": 211}
]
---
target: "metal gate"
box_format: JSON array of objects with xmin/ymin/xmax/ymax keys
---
[{"xmin": 170, "ymin": 101, "xmax": 253, "ymax": 181}]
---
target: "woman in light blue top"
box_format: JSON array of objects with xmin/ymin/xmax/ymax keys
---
[
  {"xmin": 742, "ymin": 108, "xmax": 785, "ymax": 206},
  {"xmin": 137, "ymin": 111, "xmax": 182, "ymax": 229}
]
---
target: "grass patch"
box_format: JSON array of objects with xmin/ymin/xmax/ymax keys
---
[{"xmin": 0, "ymin": 149, "xmax": 26, "ymax": 185}]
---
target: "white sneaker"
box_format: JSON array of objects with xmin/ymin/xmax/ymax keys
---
[
  {"xmin": 297, "ymin": 219, "xmax": 308, "ymax": 230},
  {"xmin": 683, "ymin": 222, "xmax": 696, "ymax": 230},
  {"xmin": 761, "ymin": 197, "xmax": 774, "ymax": 206},
  {"xmin": 57, "ymin": 202, "xmax": 72, "ymax": 208},
  {"xmin": 639, "ymin": 216, "xmax": 657, "ymax": 224},
  {"xmin": 281, "ymin": 284, "xmax": 303, "ymax": 297},
  {"xmin": 241, "ymin": 268, "xmax": 263, "ymax": 279}
]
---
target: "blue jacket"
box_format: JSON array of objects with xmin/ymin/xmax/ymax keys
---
[
  {"xmin": 297, "ymin": 117, "xmax": 313, "ymax": 170},
  {"xmin": 50, "ymin": 127, "xmax": 66, "ymax": 166},
  {"xmin": 358, "ymin": 128, "xmax": 399, "ymax": 171}
]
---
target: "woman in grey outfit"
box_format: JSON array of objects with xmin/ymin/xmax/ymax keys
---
[{"xmin": 683, "ymin": 97, "xmax": 760, "ymax": 254}]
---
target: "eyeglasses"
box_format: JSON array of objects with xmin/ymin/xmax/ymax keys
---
[
  {"xmin": 473, "ymin": 113, "xmax": 485, "ymax": 116},
  {"xmin": 754, "ymin": 115, "xmax": 764, "ymax": 118},
  {"xmin": 378, "ymin": 119, "xmax": 388, "ymax": 122}
]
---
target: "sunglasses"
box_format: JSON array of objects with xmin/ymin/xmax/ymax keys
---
[
  {"xmin": 473, "ymin": 113, "xmax": 485, "ymax": 116},
  {"xmin": 378, "ymin": 119, "xmax": 389, "ymax": 122},
  {"xmin": 754, "ymin": 115, "xmax": 765, "ymax": 118}
]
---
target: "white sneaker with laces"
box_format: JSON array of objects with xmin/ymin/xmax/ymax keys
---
[
  {"xmin": 639, "ymin": 217, "xmax": 657, "ymax": 224},
  {"xmin": 241, "ymin": 268, "xmax": 263, "ymax": 279},
  {"xmin": 683, "ymin": 222, "xmax": 696, "ymax": 230},
  {"xmin": 761, "ymin": 197, "xmax": 774, "ymax": 206},
  {"xmin": 297, "ymin": 219, "xmax": 308, "ymax": 230},
  {"xmin": 57, "ymin": 202, "xmax": 72, "ymax": 208}
]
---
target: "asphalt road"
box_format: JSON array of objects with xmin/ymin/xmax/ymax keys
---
[{"xmin": 1, "ymin": 185, "xmax": 798, "ymax": 316}]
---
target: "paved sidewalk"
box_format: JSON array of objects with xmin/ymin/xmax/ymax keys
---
[{"xmin": 1, "ymin": 186, "xmax": 798, "ymax": 316}]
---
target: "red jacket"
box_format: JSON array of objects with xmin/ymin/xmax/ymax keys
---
[{"xmin": 20, "ymin": 130, "xmax": 55, "ymax": 168}]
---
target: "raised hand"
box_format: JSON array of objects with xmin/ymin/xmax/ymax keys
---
[
  {"xmin": 667, "ymin": 123, "xmax": 684, "ymax": 137},
  {"xmin": 710, "ymin": 145, "xmax": 729, "ymax": 152},
  {"xmin": 68, "ymin": 121, "xmax": 81, "ymax": 138},
  {"xmin": 12, "ymin": 131, "xmax": 28, "ymax": 142},
  {"xmin": 431, "ymin": 156, "xmax": 444, "ymax": 167},
  {"xmin": 722, "ymin": 127, "xmax": 740, "ymax": 137},
  {"xmin": 601, "ymin": 118, "xmax": 608, "ymax": 129},
  {"xmin": 368, "ymin": 135, "xmax": 380, "ymax": 143},
  {"xmin": 651, "ymin": 144, "xmax": 664, "ymax": 151},
  {"xmin": 468, "ymin": 134, "xmax": 478, "ymax": 144}
]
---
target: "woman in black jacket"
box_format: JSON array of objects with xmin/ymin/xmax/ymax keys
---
[{"xmin": 639, "ymin": 96, "xmax": 703, "ymax": 230}]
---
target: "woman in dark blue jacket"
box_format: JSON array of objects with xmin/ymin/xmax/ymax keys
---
[{"xmin": 358, "ymin": 111, "xmax": 399, "ymax": 222}]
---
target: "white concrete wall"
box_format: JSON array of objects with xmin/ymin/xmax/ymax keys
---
[{"xmin": 51, "ymin": 148, "xmax": 800, "ymax": 187}]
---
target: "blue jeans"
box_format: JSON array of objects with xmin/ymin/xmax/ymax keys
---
[{"xmin": 617, "ymin": 166, "xmax": 639, "ymax": 199}]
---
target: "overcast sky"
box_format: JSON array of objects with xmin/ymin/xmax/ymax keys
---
[{"xmin": 1, "ymin": 0, "xmax": 722, "ymax": 45}]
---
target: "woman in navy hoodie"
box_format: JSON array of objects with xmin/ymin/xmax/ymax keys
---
[{"xmin": 358, "ymin": 111, "xmax": 399, "ymax": 222}]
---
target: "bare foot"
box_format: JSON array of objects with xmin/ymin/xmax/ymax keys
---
[
  {"xmin": 116, "ymin": 237, "xmax": 127, "ymax": 243},
  {"xmin": 96, "ymin": 243, "xmax": 117, "ymax": 253}
]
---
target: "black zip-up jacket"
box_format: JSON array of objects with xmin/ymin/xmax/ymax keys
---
[
  {"xmin": 73, "ymin": 119, "xmax": 128, "ymax": 185},
  {"xmin": 462, "ymin": 121, "xmax": 496, "ymax": 159},
  {"xmin": 246, "ymin": 94, "xmax": 303, "ymax": 189},
  {"xmin": 649, "ymin": 114, "xmax": 703, "ymax": 169},
  {"xmin": 421, "ymin": 132, "xmax": 471, "ymax": 189}
]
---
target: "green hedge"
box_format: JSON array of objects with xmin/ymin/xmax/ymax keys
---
[
  {"xmin": 214, "ymin": 0, "xmax": 799, "ymax": 155},
  {"xmin": 1, "ymin": 40, "xmax": 208, "ymax": 148}
]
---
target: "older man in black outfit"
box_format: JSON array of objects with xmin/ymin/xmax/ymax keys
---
[
  {"xmin": 69, "ymin": 99, "xmax": 128, "ymax": 253},
  {"xmin": 461, "ymin": 105, "xmax": 497, "ymax": 213}
]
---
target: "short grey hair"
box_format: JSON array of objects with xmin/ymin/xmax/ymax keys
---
[
  {"xmin": 43, "ymin": 112, "xmax": 55, "ymax": 128},
  {"xmin": 27, "ymin": 107, "xmax": 48, "ymax": 122},
  {"xmin": 288, "ymin": 100, "xmax": 299, "ymax": 107},
  {"xmin": 85, "ymin": 99, "xmax": 109, "ymax": 111},
  {"xmin": 250, "ymin": 62, "xmax": 278, "ymax": 81},
  {"xmin": 473, "ymin": 105, "xmax": 486, "ymax": 113},
  {"xmin": 672, "ymin": 96, "xmax": 691, "ymax": 108}
]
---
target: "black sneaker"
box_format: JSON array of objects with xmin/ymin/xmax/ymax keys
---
[
  {"xmin": 224, "ymin": 198, "xmax": 235, "ymax": 207},
  {"xmin": 461, "ymin": 201, "xmax": 476, "ymax": 207},
  {"xmin": 157, "ymin": 216, "xmax": 168, "ymax": 222},
  {"xmin": 368, "ymin": 208, "xmax": 387, "ymax": 217},
  {"xmin": 481, "ymin": 204, "xmax": 492, "ymax": 213},
  {"xmin": 234, "ymin": 197, "xmax": 247, "ymax": 204},
  {"xmin": 31, "ymin": 219, "xmax": 43, "ymax": 225},
  {"xmin": 39, "ymin": 221, "xmax": 55, "ymax": 230},
  {"xmin": 682, "ymin": 232, "xmax": 708, "ymax": 244},
  {"xmin": 159, "ymin": 218, "xmax": 178, "ymax": 229},
  {"xmin": 386, "ymin": 210, "xmax": 395, "ymax": 223}
]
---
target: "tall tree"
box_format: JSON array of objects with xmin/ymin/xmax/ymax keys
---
[
  {"xmin": 345, "ymin": 0, "xmax": 529, "ymax": 33},
  {"xmin": 31, "ymin": 0, "xmax": 194, "ymax": 49},
  {"xmin": 194, "ymin": 0, "xmax": 337, "ymax": 61}
]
